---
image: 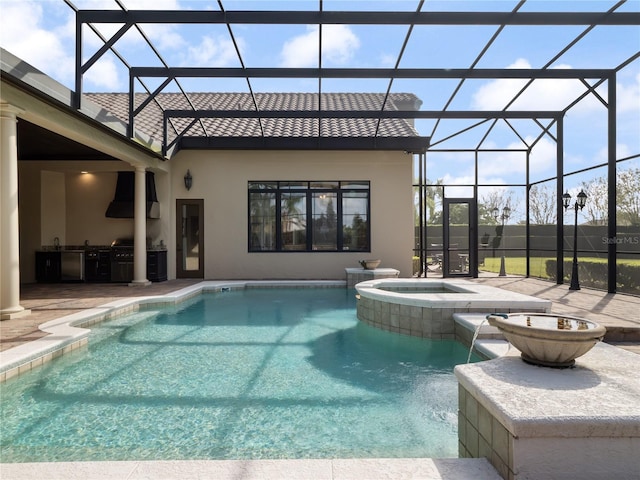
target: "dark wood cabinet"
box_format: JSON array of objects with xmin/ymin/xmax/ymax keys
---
[
  {"xmin": 36, "ymin": 251, "xmax": 61, "ymax": 283},
  {"xmin": 85, "ymin": 250, "xmax": 111, "ymax": 282},
  {"xmin": 147, "ymin": 250, "xmax": 167, "ymax": 282},
  {"xmin": 36, "ymin": 250, "xmax": 167, "ymax": 283}
]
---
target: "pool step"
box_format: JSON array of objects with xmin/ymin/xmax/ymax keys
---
[{"xmin": 454, "ymin": 313, "xmax": 512, "ymax": 360}]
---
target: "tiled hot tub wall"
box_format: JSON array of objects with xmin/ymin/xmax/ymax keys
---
[
  {"xmin": 355, "ymin": 279, "xmax": 551, "ymax": 340},
  {"xmin": 357, "ymin": 295, "xmax": 458, "ymax": 339},
  {"xmin": 356, "ymin": 296, "xmax": 548, "ymax": 340}
]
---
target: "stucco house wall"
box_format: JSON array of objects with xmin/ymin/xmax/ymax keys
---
[
  {"xmin": 18, "ymin": 149, "xmax": 413, "ymax": 283},
  {"xmin": 171, "ymin": 149, "xmax": 414, "ymax": 280}
]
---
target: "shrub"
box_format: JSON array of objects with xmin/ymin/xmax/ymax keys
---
[{"xmin": 545, "ymin": 259, "xmax": 640, "ymax": 294}]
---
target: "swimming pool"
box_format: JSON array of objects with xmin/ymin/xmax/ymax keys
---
[{"xmin": 0, "ymin": 287, "xmax": 478, "ymax": 462}]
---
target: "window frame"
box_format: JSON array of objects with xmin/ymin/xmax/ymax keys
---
[{"xmin": 248, "ymin": 181, "xmax": 371, "ymax": 252}]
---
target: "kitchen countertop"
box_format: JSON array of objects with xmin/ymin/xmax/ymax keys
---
[{"xmin": 38, "ymin": 246, "xmax": 167, "ymax": 252}]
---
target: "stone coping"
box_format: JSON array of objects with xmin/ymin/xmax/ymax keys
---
[
  {"xmin": 344, "ymin": 267, "xmax": 400, "ymax": 274},
  {"xmin": 0, "ymin": 280, "xmax": 344, "ymax": 378},
  {"xmin": 356, "ymin": 278, "xmax": 552, "ymax": 311},
  {"xmin": 454, "ymin": 342, "xmax": 640, "ymax": 439},
  {"xmin": 0, "ymin": 458, "xmax": 501, "ymax": 480},
  {"xmin": 453, "ymin": 313, "xmax": 503, "ymax": 336},
  {"xmin": 472, "ymin": 339, "xmax": 514, "ymax": 359}
]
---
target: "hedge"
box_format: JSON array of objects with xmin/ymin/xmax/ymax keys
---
[{"xmin": 545, "ymin": 259, "xmax": 640, "ymax": 295}]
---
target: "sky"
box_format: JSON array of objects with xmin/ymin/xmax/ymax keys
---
[{"xmin": 0, "ymin": 0, "xmax": 639, "ymax": 222}]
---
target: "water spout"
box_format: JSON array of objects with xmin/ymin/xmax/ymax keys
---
[{"xmin": 467, "ymin": 318, "xmax": 487, "ymax": 363}]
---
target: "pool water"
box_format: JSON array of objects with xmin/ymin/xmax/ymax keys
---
[{"xmin": 1, "ymin": 287, "xmax": 479, "ymax": 462}]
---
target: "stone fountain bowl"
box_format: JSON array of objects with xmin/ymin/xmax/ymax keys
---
[{"xmin": 486, "ymin": 313, "xmax": 606, "ymax": 368}]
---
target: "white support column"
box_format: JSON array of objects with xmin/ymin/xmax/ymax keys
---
[
  {"xmin": 130, "ymin": 165, "xmax": 150, "ymax": 286},
  {"xmin": 0, "ymin": 103, "xmax": 30, "ymax": 319}
]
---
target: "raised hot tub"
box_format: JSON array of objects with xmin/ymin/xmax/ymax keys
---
[{"xmin": 355, "ymin": 278, "xmax": 551, "ymax": 339}]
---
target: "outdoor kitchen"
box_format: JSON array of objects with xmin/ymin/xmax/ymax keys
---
[
  {"xmin": 32, "ymin": 170, "xmax": 167, "ymax": 284},
  {"xmin": 35, "ymin": 239, "xmax": 167, "ymax": 284}
]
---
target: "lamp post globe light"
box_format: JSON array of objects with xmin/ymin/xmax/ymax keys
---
[
  {"xmin": 492, "ymin": 205, "xmax": 511, "ymax": 277},
  {"xmin": 563, "ymin": 189, "xmax": 588, "ymax": 291}
]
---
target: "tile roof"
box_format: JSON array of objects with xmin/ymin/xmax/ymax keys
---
[{"xmin": 85, "ymin": 92, "xmax": 423, "ymax": 144}]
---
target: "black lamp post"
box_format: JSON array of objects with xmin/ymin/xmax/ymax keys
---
[
  {"xmin": 492, "ymin": 205, "xmax": 511, "ymax": 277},
  {"xmin": 563, "ymin": 189, "xmax": 588, "ymax": 290}
]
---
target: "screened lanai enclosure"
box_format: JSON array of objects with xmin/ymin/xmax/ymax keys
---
[{"xmin": 1, "ymin": 0, "xmax": 639, "ymax": 294}]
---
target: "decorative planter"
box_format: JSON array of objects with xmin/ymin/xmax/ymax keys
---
[
  {"xmin": 486, "ymin": 313, "xmax": 606, "ymax": 368},
  {"xmin": 359, "ymin": 259, "xmax": 381, "ymax": 270}
]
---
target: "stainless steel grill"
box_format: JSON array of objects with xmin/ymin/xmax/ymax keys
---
[{"xmin": 110, "ymin": 238, "xmax": 134, "ymax": 282}]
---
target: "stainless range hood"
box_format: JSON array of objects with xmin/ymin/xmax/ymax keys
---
[{"xmin": 105, "ymin": 171, "xmax": 160, "ymax": 219}]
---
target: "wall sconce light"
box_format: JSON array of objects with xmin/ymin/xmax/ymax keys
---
[{"xmin": 184, "ymin": 170, "xmax": 193, "ymax": 191}]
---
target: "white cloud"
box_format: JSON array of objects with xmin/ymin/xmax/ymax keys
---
[
  {"xmin": 0, "ymin": 0, "xmax": 194, "ymax": 89},
  {"xmin": 595, "ymin": 143, "xmax": 633, "ymax": 162},
  {"xmin": 439, "ymin": 175, "xmax": 476, "ymax": 198},
  {"xmin": 0, "ymin": 2, "xmax": 74, "ymax": 84},
  {"xmin": 84, "ymin": 58, "xmax": 121, "ymax": 90},
  {"xmin": 75, "ymin": 0, "xmax": 186, "ymax": 54},
  {"xmin": 323, "ymin": 25, "xmax": 359, "ymax": 65},
  {"xmin": 144, "ymin": 26, "xmax": 187, "ymax": 52},
  {"xmin": 616, "ymin": 143, "xmax": 633, "ymax": 159},
  {"xmin": 0, "ymin": 1, "xmax": 125, "ymax": 90},
  {"xmin": 443, "ymin": 135, "xmax": 557, "ymax": 185},
  {"xmin": 478, "ymin": 150, "xmax": 524, "ymax": 179},
  {"xmin": 379, "ymin": 52, "xmax": 397, "ymax": 68},
  {"xmin": 617, "ymin": 73, "xmax": 640, "ymax": 114},
  {"xmin": 472, "ymin": 58, "xmax": 529, "ymax": 110},
  {"xmin": 280, "ymin": 25, "xmax": 360, "ymax": 68},
  {"xmin": 472, "ymin": 58, "xmax": 603, "ymax": 112},
  {"xmin": 528, "ymin": 137, "xmax": 557, "ymax": 174},
  {"xmin": 180, "ymin": 35, "xmax": 242, "ymax": 67},
  {"xmin": 478, "ymin": 136, "xmax": 557, "ymax": 180},
  {"xmin": 442, "ymin": 173, "xmax": 474, "ymax": 185},
  {"xmin": 83, "ymin": 18, "xmax": 186, "ymax": 53}
]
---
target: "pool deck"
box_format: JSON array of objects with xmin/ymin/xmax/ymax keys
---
[
  {"xmin": 1, "ymin": 276, "xmax": 639, "ymax": 480},
  {"xmin": 0, "ymin": 458, "xmax": 502, "ymax": 480},
  {"xmin": 472, "ymin": 276, "xmax": 640, "ymax": 353}
]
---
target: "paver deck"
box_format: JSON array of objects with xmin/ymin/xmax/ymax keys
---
[
  {"xmin": 471, "ymin": 276, "xmax": 640, "ymax": 353},
  {"xmin": 0, "ymin": 280, "xmax": 201, "ymax": 352}
]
